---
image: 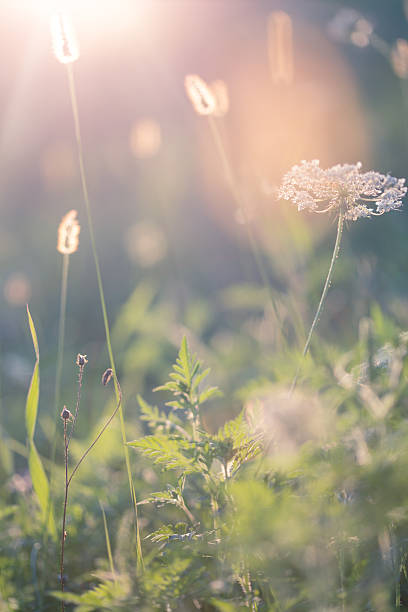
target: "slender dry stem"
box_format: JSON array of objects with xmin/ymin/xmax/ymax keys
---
[
  {"xmin": 67, "ymin": 363, "xmax": 84, "ymax": 447},
  {"xmin": 65, "ymin": 62, "xmax": 143, "ymax": 571},
  {"xmin": 290, "ymin": 210, "xmax": 344, "ymax": 393},
  {"xmin": 207, "ymin": 116, "xmax": 282, "ymax": 343},
  {"xmin": 60, "ymin": 371, "xmax": 123, "ymax": 609},
  {"xmin": 60, "ymin": 419, "xmax": 68, "ymax": 610}
]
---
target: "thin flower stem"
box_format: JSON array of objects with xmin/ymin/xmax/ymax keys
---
[
  {"xmin": 54, "ymin": 253, "xmax": 70, "ymax": 439},
  {"xmin": 290, "ymin": 210, "xmax": 344, "ymax": 393},
  {"xmin": 60, "ymin": 420, "xmax": 68, "ymax": 610},
  {"xmin": 207, "ymin": 116, "xmax": 282, "ymax": 343},
  {"xmin": 99, "ymin": 500, "xmax": 117, "ymax": 583},
  {"xmin": 44, "ymin": 253, "xmax": 70, "ymax": 548},
  {"xmin": 67, "ymin": 364, "xmax": 84, "ymax": 448},
  {"xmin": 67, "ymin": 373, "xmax": 122, "ymax": 486},
  {"xmin": 65, "ymin": 63, "xmax": 143, "ymax": 572},
  {"xmin": 60, "ymin": 372, "xmax": 122, "ymax": 609}
]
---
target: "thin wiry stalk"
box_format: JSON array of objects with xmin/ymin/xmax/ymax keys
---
[
  {"xmin": 67, "ymin": 363, "xmax": 84, "ymax": 447},
  {"xmin": 60, "ymin": 419, "xmax": 68, "ymax": 611},
  {"xmin": 207, "ymin": 116, "xmax": 282, "ymax": 344},
  {"xmin": 54, "ymin": 253, "xmax": 70, "ymax": 445},
  {"xmin": 65, "ymin": 62, "xmax": 143, "ymax": 571},
  {"xmin": 44, "ymin": 253, "xmax": 70, "ymax": 550},
  {"xmin": 99, "ymin": 500, "xmax": 117, "ymax": 583},
  {"xmin": 290, "ymin": 210, "xmax": 344, "ymax": 393},
  {"xmin": 67, "ymin": 373, "xmax": 122, "ymax": 486},
  {"xmin": 60, "ymin": 371, "xmax": 122, "ymax": 609}
]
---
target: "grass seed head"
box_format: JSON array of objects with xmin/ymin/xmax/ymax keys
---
[
  {"xmin": 185, "ymin": 74, "xmax": 216, "ymax": 116},
  {"xmin": 50, "ymin": 12, "xmax": 80, "ymax": 65},
  {"xmin": 57, "ymin": 209, "xmax": 80, "ymax": 255}
]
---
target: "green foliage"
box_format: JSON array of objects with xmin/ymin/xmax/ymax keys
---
[
  {"xmin": 25, "ymin": 307, "xmax": 56, "ymax": 539},
  {"xmin": 25, "ymin": 306, "xmax": 39, "ymax": 442}
]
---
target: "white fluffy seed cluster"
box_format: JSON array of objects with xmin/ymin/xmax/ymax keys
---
[{"xmin": 278, "ymin": 160, "xmax": 407, "ymax": 221}]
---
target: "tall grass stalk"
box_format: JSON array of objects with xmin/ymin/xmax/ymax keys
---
[
  {"xmin": 290, "ymin": 210, "xmax": 344, "ymax": 393},
  {"xmin": 99, "ymin": 500, "xmax": 117, "ymax": 583},
  {"xmin": 64, "ymin": 63, "xmax": 143, "ymax": 571},
  {"xmin": 207, "ymin": 115, "xmax": 283, "ymax": 344},
  {"xmin": 44, "ymin": 253, "xmax": 70, "ymax": 554}
]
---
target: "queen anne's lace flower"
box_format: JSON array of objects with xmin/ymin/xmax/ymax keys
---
[{"xmin": 279, "ymin": 160, "xmax": 406, "ymax": 221}]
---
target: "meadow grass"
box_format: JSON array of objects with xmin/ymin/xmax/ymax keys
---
[{"xmin": 2, "ymin": 4, "xmax": 408, "ymax": 611}]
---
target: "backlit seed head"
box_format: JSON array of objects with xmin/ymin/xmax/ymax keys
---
[
  {"xmin": 185, "ymin": 74, "xmax": 216, "ymax": 116},
  {"xmin": 57, "ymin": 210, "xmax": 80, "ymax": 255},
  {"xmin": 101, "ymin": 368, "xmax": 113, "ymax": 386},
  {"xmin": 61, "ymin": 406, "xmax": 72, "ymax": 421},
  {"xmin": 76, "ymin": 354, "xmax": 88, "ymax": 367},
  {"xmin": 391, "ymin": 39, "xmax": 408, "ymax": 79},
  {"xmin": 50, "ymin": 12, "xmax": 80, "ymax": 65}
]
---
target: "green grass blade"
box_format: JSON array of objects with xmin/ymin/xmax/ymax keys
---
[
  {"xmin": 26, "ymin": 305, "xmax": 40, "ymax": 441},
  {"xmin": 26, "ymin": 306, "xmax": 56, "ymax": 538},
  {"xmin": 29, "ymin": 444, "xmax": 56, "ymax": 537}
]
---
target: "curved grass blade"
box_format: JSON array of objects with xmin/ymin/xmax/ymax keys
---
[{"xmin": 26, "ymin": 305, "xmax": 56, "ymax": 538}]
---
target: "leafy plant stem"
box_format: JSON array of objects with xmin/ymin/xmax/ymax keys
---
[
  {"xmin": 290, "ymin": 210, "xmax": 344, "ymax": 394},
  {"xmin": 65, "ymin": 62, "xmax": 143, "ymax": 572}
]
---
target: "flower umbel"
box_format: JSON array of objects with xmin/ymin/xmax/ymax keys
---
[{"xmin": 279, "ymin": 160, "xmax": 406, "ymax": 220}]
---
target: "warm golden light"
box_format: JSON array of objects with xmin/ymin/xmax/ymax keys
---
[
  {"xmin": 267, "ymin": 11, "xmax": 294, "ymax": 85},
  {"xmin": 129, "ymin": 119, "xmax": 162, "ymax": 159},
  {"xmin": 4, "ymin": 273, "xmax": 32, "ymax": 306},
  {"xmin": 391, "ymin": 39, "xmax": 408, "ymax": 79},
  {"xmin": 210, "ymin": 80, "xmax": 229, "ymax": 117}
]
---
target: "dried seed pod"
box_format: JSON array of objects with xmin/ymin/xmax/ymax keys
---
[
  {"xmin": 61, "ymin": 406, "xmax": 72, "ymax": 421},
  {"xmin": 101, "ymin": 368, "xmax": 113, "ymax": 386},
  {"xmin": 76, "ymin": 354, "xmax": 88, "ymax": 367}
]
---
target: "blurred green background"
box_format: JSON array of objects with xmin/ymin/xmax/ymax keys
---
[{"xmin": 0, "ymin": 0, "xmax": 407, "ymax": 467}]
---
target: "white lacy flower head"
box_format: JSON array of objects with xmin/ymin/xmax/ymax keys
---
[{"xmin": 278, "ymin": 160, "xmax": 406, "ymax": 221}]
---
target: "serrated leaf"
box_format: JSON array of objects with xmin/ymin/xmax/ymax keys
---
[
  {"xmin": 199, "ymin": 387, "xmax": 222, "ymax": 404},
  {"xmin": 179, "ymin": 336, "xmax": 190, "ymax": 377},
  {"xmin": 128, "ymin": 435, "xmax": 200, "ymax": 473}
]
